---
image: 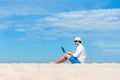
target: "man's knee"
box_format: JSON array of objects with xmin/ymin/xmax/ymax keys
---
[
  {"xmin": 65, "ymin": 52, "xmax": 70, "ymax": 55},
  {"xmin": 64, "ymin": 53, "xmax": 71, "ymax": 59}
]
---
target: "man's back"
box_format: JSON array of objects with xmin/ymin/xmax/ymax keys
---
[{"xmin": 73, "ymin": 44, "xmax": 86, "ymax": 64}]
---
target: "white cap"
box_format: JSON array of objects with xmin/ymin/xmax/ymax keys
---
[{"xmin": 74, "ymin": 37, "xmax": 82, "ymax": 41}]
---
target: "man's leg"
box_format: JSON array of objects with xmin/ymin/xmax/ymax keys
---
[{"xmin": 53, "ymin": 53, "xmax": 71, "ymax": 64}]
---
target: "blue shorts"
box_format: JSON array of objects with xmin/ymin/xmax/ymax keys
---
[{"xmin": 69, "ymin": 56, "xmax": 80, "ymax": 64}]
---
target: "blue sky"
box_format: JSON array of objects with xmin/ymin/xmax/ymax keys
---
[{"xmin": 0, "ymin": 0, "xmax": 120, "ymax": 63}]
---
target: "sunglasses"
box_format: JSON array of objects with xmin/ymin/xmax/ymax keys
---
[{"xmin": 74, "ymin": 41, "xmax": 78, "ymax": 42}]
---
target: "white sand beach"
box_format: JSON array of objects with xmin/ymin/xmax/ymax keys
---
[{"xmin": 0, "ymin": 63, "xmax": 120, "ymax": 80}]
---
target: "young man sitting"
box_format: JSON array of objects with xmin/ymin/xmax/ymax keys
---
[{"xmin": 52, "ymin": 37, "xmax": 86, "ymax": 64}]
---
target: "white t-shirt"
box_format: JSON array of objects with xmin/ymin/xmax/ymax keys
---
[{"xmin": 73, "ymin": 44, "xmax": 86, "ymax": 64}]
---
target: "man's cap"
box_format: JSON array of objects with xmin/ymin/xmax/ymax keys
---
[{"xmin": 74, "ymin": 37, "xmax": 82, "ymax": 41}]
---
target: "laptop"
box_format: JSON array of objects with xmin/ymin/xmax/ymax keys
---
[{"xmin": 61, "ymin": 47, "xmax": 66, "ymax": 53}]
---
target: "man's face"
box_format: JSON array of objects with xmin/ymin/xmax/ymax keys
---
[{"xmin": 74, "ymin": 41, "xmax": 79, "ymax": 46}]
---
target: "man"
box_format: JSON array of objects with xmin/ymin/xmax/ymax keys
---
[{"xmin": 52, "ymin": 37, "xmax": 86, "ymax": 64}]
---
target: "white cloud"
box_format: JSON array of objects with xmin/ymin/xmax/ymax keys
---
[
  {"xmin": 0, "ymin": 24, "xmax": 7, "ymax": 30},
  {"xmin": 28, "ymin": 8, "xmax": 120, "ymax": 40},
  {"xmin": 0, "ymin": 0, "xmax": 112, "ymax": 18},
  {"xmin": 17, "ymin": 38, "xmax": 26, "ymax": 41},
  {"xmin": 16, "ymin": 28, "xmax": 27, "ymax": 32},
  {"xmin": 93, "ymin": 40, "xmax": 120, "ymax": 48},
  {"xmin": 0, "ymin": 3, "xmax": 49, "ymax": 18},
  {"xmin": 1, "ymin": 8, "xmax": 120, "ymax": 40},
  {"xmin": 93, "ymin": 40, "xmax": 120, "ymax": 53},
  {"xmin": 0, "ymin": 7, "xmax": 46, "ymax": 18},
  {"xmin": 37, "ymin": 9, "xmax": 120, "ymax": 31}
]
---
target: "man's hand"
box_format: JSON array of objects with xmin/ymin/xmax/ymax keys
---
[{"xmin": 66, "ymin": 51, "xmax": 73, "ymax": 55}]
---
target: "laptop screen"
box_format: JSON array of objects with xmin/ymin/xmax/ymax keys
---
[{"xmin": 61, "ymin": 47, "xmax": 66, "ymax": 53}]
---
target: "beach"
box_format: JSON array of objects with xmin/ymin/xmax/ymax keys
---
[{"xmin": 0, "ymin": 63, "xmax": 120, "ymax": 80}]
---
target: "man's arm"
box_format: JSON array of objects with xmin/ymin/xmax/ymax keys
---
[
  {"xmin": 66, "ymin": 51, "xmax": 73, "ymax": 55},
  {"xmin": 73, "ymin": 47, "xmax": 81, "ymax": 57}
]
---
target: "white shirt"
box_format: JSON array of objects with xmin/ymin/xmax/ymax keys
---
[{"xmin": 73, "ymin": 44, "xmax": 86, "ymax": 64}]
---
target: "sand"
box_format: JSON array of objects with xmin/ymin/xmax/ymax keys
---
[{"xmin": 0, "ymin": 63, "xmax": 120, "ymax": 80}]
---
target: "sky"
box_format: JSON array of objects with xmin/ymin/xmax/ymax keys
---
[{"xmin": 0, "ymin": 0, "xmax": 120, "ymax": 63}]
